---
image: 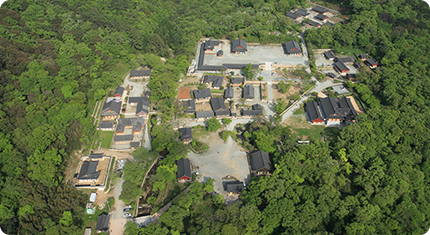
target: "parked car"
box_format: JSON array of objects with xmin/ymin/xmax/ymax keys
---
[
  {"xmin": 123, "ymin": 213, "xmax": 131, "ymax": 217},
  {"xmin": 123, "ymin": 208, "xmax": 131, "ymax": 212}
]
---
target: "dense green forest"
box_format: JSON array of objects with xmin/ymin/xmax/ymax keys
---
[{"xmin": 1, "ymin": 0, "xmax": 430, "ymax": 234}]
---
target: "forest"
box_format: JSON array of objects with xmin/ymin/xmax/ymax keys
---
[{"xmin": 0, "ymin": 0, "xmax": 430, "ymax": 234}]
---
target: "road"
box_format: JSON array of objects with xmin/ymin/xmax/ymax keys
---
[
  {"xmin": 281, "ymin": 79, "xmax": 336, "ymax": 122},
  {"xmin": 143, "ymin": 122, "xmax": 152, "ymax": 150},
  {"xmin": 109, "ymin": 177, "xmax": 127, "ymax": 235}
]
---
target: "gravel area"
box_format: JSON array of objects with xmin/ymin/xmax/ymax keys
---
[{"xmin": 187, "ymin": 131, "xmax": 251, "ymax": 199}]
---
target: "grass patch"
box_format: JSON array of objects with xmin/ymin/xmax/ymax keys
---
[
  {"xmin": 192, "ymin": 127, "xmax": 209, "ymax": 139},
  {"xmin": 293, "ymin": 108, "xmax": 305, "ymax": 115},
  {"xmin": 210, "ymin": 89, "xmax": 224, "ymax": 93},
  {"xmin": 284, "ymin": 116, "xmax": 325, "ymax": 140},
  {"xmin": 96, "ymin": 131, "xmax": 114, "ymax": 149}
]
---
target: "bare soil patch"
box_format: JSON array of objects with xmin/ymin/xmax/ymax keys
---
[
  {"xmin": 272, "ymin": 83, "xmax": 301, "ymax": 100},
  {"xmin": 195, "ymin": 102, "xmax": 212, "ymax": 111}
]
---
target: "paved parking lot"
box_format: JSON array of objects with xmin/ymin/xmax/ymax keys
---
[
  {"xmin": 187, "ymin": 132, "xmax": 250, "ymax": 199},
  {"xmin": 315, "ymin": 52, "xmax": 334, "ymax": 67},
  {"xmin": 123, "ymin": 73, "xmax": 147, "ymax": 97},
  {"xmin": 203, "ymin": 42, "xmax": 307, "ymax": 66}
]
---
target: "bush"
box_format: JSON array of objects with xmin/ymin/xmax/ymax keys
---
[
  {"xmin": 258, "ymin": 76, "xmax": 264, "ymax": 81},
  {"xmin": 222, "ymin": 118, "xmax": 232, "ymax": 124}
]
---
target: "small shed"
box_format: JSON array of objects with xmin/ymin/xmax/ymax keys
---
[{"xmin": 90, "ymin": 193, "xmax": 97, "ymax": 202}]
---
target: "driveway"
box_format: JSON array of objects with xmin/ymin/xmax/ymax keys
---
[
  {"xmin": 109, "ymin": 177, "xmax": 127, "ymax": 235},
  {"xmin": 187, "ymin": 130, "xmax": 251, "ymax": 199}
]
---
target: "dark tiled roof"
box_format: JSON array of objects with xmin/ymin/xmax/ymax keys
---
[
  {"xmin": 211, "ymin": 97, "xmax": 227, "ymax": 111},
  {"xmin": 231, "ymin": 38, "xmax": 247, "ymax": 52},
  {"xmin": 323, "ymin": 51, "xmax": 335, "ymax": 59},
  {"xmin": 326, "ymin": 72, "xmax": 336, "ymax": 78},
  {"xmin": 215, "ymin": 109, "xmax": 231, "ymax": 117},
  {"xmin": 217, "ymin": 50, "xmax": 223, "ymax": 56},
  {"xmin": 306, "ymin": 101, "xmax": 323, "ymax": 122},
  {"xmin": 305, "ymin": 21, "xmax": 321, "ymax": 27},
  {"xmin": 78, "ymin": 161, "xmax": 100, "ymax": 180},
  {"xmin": 334, "ymin": 61, "xmax": 349, "ymax": 72},
  {"xmin": 101, "ymin": 100, "xmax": 121, "ymax": 117},
  {"xmin": 287, "ymin": 12, "xmax": 300, "ymax": 20},
  {"xmin": 284, "ymin": 40, "xmax": 302, "ymax": 54},
  {"xmin": 114, "ymin": 86, "xmax": 125, "ymax": 96},
  {"xmin": 295, "ymin": 8, "xmax": 309, "ymax": 16},
  {"xmin": 177, "ymin": 158, "xmax": 191, "ymax": 179},
  {"xmin": 252, "ymin": 104, "xmax": 262, "ymax": 110},
  {"xmin": 130, "ymin": 142, "xmax": 140, "ymax": 147},
  {"xmin": 367, "ymin": 58, "xmax": 378, "ymax": 66},
  {"xmin": 136, "ymin": 99, "xmax": 150, "ymax": 115},
  {"xmin": 116, "ymin": 117, "xmax": 144, "ymax": 133},
  {"xmin": 193, "ymin": 89, "xmax": 212, "ymax": 99},
  {"xmin": 204, "ymin": 38, "xmax": 220, "ymax": 50},
  {"xmin": 183, "ymin": 100, "xmax": 196, "ymax": 113},
  {"xmin": 223, "ymin": 64, "xmax": 258, "ymax": 69},
  {"xmin": 243, "ymin": 85, "xmax": 254, "ymax": 99},
  {"xmin": 224, "ymin": 87, "xmax": 234, "ymax": 98},
  {"xmin": 313, "ymin": 6, "xmax": 328, "ymax": 13},
  {"xmin": 130, "ymin": 70, "xmax": 151, "ymax": 77},
  {"xmin": 347, "ymin": 73, "xmax": 357, "ymax": 79},
  {"xmin": 319, "ymin": 97, "xmax": 338, "ymax": 119},
  {"xmin": 196, "ymin": 111, "xmax": 214, "ymax": 119},
  {"xmin": 250, "ymin": 150, "xmax": 273, "ymax": 171},
  {"xmin": 100, "ymin": 122, "xmax": 114, "ymax": 129},
  {"xmin": 199, "ymin": 65, "xmax": 227, "ymax": 71},
  {"xmin": 335, "ymin": 56, "xmax": 355, "ymax": 64},
  {"xmin": 129, "ymin": 96, "xmax": 148, "ymax": 104},
  {"xmin": 179, "ymin": 128, "xmax": 192, "ymax": 140},
  {"xmin": 89, "ymin": 153, "xmax": 103, "ymax": 159},
  {"xmin": 114, "ymin": 135, "xmax": 133, "ymax": 142},
  {"xmin": 354, "ymin": 63, "xmax": 362, "ymax": 69},
  {"xmin": 241, "ymin": 109, "xmax": 262, "ymax": 116},
  {"xmin": 226, "ymin": 182, "xmax": 244, "ymax": 193},
  {"xmin": 358, "ymin": 54, "xmax": 368, "ymax": 59},
  {"xmin": 231, "ymin": 78, "xmax": 243, "ymax": 84},
  {"xmin": 316, "ymin": 13, "xmax": 328, "ymax": 20},
  {"xmin": 144, "ymin": 91, "xmax": 151, "ymax": 97},
  {"xmin": 212, "ymin": 77, "xmax": 223, "ymax": 88},
  {"xmin": 203, "ymin": 75, "xmax": 222, "ymax": 84},
  {"xmin": 96, "ymin": 214, "xmax": 110, "ymax": 232}
]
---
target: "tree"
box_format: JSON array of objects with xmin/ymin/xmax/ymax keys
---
[
  {"xmin": 242, "ymin": 63, "xmax": 257, "ymax": 80},
  {"xmin": 207, "ymin": 117, "xmax": 222, "ymax": 132}
]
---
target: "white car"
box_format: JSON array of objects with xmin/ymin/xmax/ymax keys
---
[{"xmin": 123, "ymin": 213, "xmax": 131, "ymax": 217}]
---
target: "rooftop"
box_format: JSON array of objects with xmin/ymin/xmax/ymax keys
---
[
  {"xmin": 196, "ymin": 110, "xmax": 214, "ymax": 119},
  {"xmin": 179, "ymin": 128, "xmax": 192, "ymax": 140},
  {"xmin": 284, "ymin": 40, "xmax": 302, "ymax": 54},
  {"xmin": 210, "ymin": 97, "xmax": 227, "ymax": 111},
  {"xmin": 130, "ymin": 70, "xmax": 151, "ymax": 77},
  {"xmin": 177, "ymin": 158, "xmax": 192, "ymax": 179},
  {"xmin": 193, "ymin": 89, "xmax": 212, "ymax": 99},
  {"xmin": 77, "ymin": 161, "xmax": 100, "ymax": 180},
  {"xmin": 250, "ymin": 150, "xmax": 272, "ymax": 171},
  {"xmin": 231, "ymin": 38, "xmax": 247, "ymax": 52}
]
